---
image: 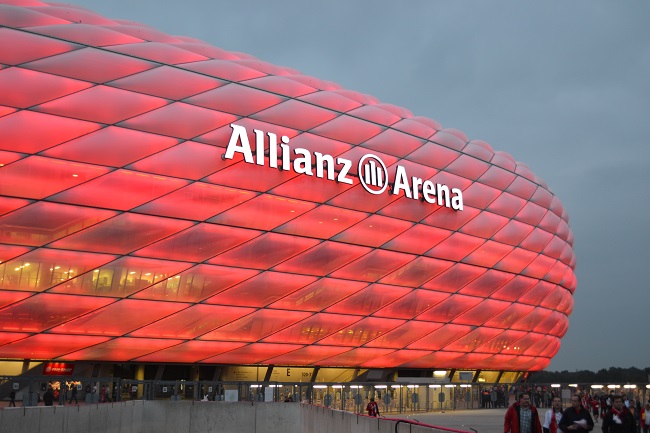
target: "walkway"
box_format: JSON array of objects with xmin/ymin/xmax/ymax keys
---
[{"xmin": 393, "ymin": 408, "xmax": 510, "ymax": 433}]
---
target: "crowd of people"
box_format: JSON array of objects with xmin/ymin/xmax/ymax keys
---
[
  {"xmin": 505, "ymin": 391, "xmax": 650, "ymax": 433},
  {"xmin": 482, "ymin": 385, "xmax": 510, "ymax": 408}
]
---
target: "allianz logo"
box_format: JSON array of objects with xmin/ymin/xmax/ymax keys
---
[{"xmin": 224, "ymin": 124, "xmax": 463, "ymax": 211}]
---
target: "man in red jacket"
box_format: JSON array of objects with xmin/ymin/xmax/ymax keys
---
[{"xmin": 505, "ymin": 393, "xmax": 543, "ymax": 433}]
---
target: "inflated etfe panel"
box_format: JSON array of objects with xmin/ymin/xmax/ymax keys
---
[{"xmin": 0, "ymin": 0, "xmax": 575, "ymax": 370}]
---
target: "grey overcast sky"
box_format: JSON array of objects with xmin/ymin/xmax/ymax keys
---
[{"xmin": 67, "ymin": 0, "xmax": 650, "ymax": 372}]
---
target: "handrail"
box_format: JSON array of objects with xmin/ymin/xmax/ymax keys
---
[{"xmin": 357, "ymin": 414, "xmax": 476, "ymax": 433}]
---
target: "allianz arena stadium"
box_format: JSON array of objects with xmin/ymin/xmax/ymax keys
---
[{"xmin": 0, "ymin": 0, "xmax": 575, "ymax": 382}]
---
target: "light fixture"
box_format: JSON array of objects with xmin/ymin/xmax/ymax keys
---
[
  {"xmin": 374, "ymin": 385, "xmax": 387, "ymax": 389},
  {"xmin": 568, "ymin": 384, "xmax": 578, "ymax": 387},
  {"xmin": 623, "ymin": 385, "xmax": 636, "ymax": 389},
  {"xmin": 591, "ymin": 385, "xmax": 603, "ymax": 389},
  {"xmin": 551, "ymin": 384, "xmax": 561, "ymax": 388},
  {"xmin": 433, "ymin": 370, "xmax": 447, "ymax": 377},
  {"xmin": 429, "ymin": 385, "xmax": 441, "ymax": 388},
  {"xmin": 460, "ymin": 384, "xmax": 471, "ymax": 388},
  {"xmin": 444, "ymin": 384, "xmax": 455, "ymax": 388}
]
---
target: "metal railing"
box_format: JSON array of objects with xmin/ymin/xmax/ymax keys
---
[{"xmin": 2, "ymin": 376, "xmax": 647, "ymax": 414}]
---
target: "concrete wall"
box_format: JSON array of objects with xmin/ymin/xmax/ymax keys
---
[
  {"xmin": 0, "ymin": 401, "xmax": 145, "ymax": 433},
  {"xmin": 0, "ymin": 400, "xmax": 458, "ymax": 433}
]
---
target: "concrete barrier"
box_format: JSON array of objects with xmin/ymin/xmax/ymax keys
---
[
  {"xmin": 255, "ymin": 400, "xmax": 300, "ymax": 433},
  {"xmin": 63, "ymin": 404, "xmax": 92, "ymax": 433},
  {"xmin": 1, "ymin": 400, "xmax": 468, "ymax": 433}
]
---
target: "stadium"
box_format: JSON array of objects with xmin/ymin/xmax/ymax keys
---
[{"xmin": 0, "ymin": 0, "xmax": 575, "ymax": 390}]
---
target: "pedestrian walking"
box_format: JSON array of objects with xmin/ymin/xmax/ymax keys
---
[
  {"xmin": 543, "ymin": 397, "xmax": 563, "ymax": 433},
  {"xmin": 560, "ymin": 394, "xmax": 594, "ymax": 433},
  {"xmin": 603, "ymin": 395, "xmax": 636, "ymax": 433},
  {"xmin": 366, "ymin": 397, "xmax": 380, "ymax": 417},
  {"xmin": 505, "ymin": 393, "xmax": 543, "ymax": 433},
  {"xmin": 69, "ymin": 385, "xmax": 78, "ymax": 405}
]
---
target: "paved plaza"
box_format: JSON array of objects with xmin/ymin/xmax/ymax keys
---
[{"xmin": 393, "ymin": 408, "xmax": 513, "ymax": 433}]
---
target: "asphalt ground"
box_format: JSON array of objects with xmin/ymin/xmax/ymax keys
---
[
  {"xmin": 392, "ymin": 407, "xmax": 605, "ymax": 433},
  {"xmin": 392, "ymin": 408, "xmax": 522, "ymax": 433}
]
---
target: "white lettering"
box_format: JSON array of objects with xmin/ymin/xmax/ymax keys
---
[
  {"xmin": 223, "ymin": 123, "xmax": 463, "ymax": 211},
  {"xmin": 268, "ymin": 132, "xmax": 278, "ymax": 168},
  {"xmin": 280, "ymin": 143, "xmax": 291, "ymax": 171},
  {"xmin": 437, "ymin": 184, "xmax": 451, "ymax": 207},
  {"xmin": 392, "ymin": 166, "xmax": 412, "ymax": 198},
  {"xmin": 293, "ymin": 148, "xmax": 312, "ymax": 175},
  {"xmin": 314, "ymin": 152, "xmax": 335, "ymax": 180},
  {"xmin": 411, "ymin": 177, "xmax": 423, "ymax": 200},
  {"xmin": 422, "ymin": 181, "xmax": 436, "ymax": 204},
  {"xmin": 225, "ymin": 124, "xmax": 254, "ymax": 163},
  {"xmin": 254, "ymin": 129, "xmax": 265, "ymax": 166},
  {"xmin": 451, "ymin": 188, "xmax": 464, "ymax": 211},
  {"xmin": 336, "ymin": 157, "xmax": 353, "ymax": 184}
]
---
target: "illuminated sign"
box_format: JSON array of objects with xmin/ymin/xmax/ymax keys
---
[
  {"xmin": 224, "ymin": 124, "xmax": 463, "ymax": 210},
  {"xmin": 43, "ymin": 362, "xmax": 74, "ymax": 376}
]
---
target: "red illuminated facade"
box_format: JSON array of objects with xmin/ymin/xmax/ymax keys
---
[{"xmin": 0, "ymin": 1, "xmax": 575, "ymax": 372}]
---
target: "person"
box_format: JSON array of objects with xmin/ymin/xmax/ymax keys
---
[
  {"xmin": 544, "ymin": 396, "xmax": 564, "ymax": 433},
  {"xmin": 639, "ymin": 401, "xmax": 650, "ymax": 433},
  {"xmin": 603, "ymin": 395, "xmax": 636, "ymax": 433},
  {"xmin": 68, "ymin": 385, "xmax": 78, "ymax": 405},
  {"xmin": 483, "ymin": 389, "xmax": 491, "ymax": 408},
  {"xmin": 591, "ymin": 395, "xmax": 600, "ymax": 423},
  {"xmin": 505, "ymin": 393, "xmax": 543, "ymax": 433},
  {"xmin": 43, "ymin": 387, "xmax": 55, "ymax": 406},
  {"xmin": 559, "ymin": 394, "xmax": 594, "ymax": 433},
  {"xmin": 629, "ymin": 401, "xmax": 640, "ymax": 433},
  {"xmin": 366, "ymin": 397, "xmax": 380, "ymax": 417},
  {"xmin": 9, "ymin": 389, "xmax": 16, "ymax": 407}
]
